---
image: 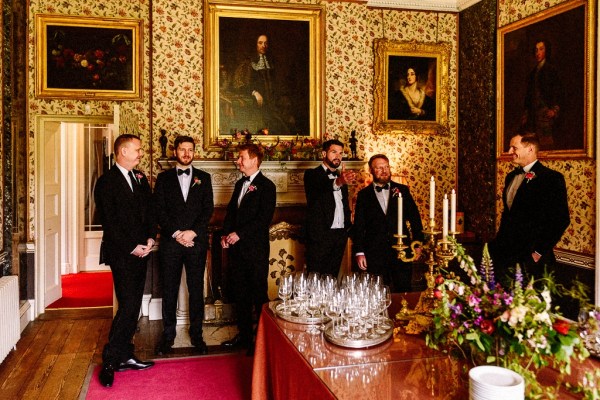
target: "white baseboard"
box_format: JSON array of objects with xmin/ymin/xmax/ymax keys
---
[
  {"xmin": 19, "ymin": 300, "xmax": 34, "ymax": 333},
  {"xmin": 149, "ymin": 297, "xmax": 162, "ymax": 321}
]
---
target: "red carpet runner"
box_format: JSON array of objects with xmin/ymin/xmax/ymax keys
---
[
  {"xmin": 46, "ymin": 272, "xmax": 113, "ymax": 309},
  {"xmin": 85, "ymin": 354, "xmax": 253, "ymax": 400}
]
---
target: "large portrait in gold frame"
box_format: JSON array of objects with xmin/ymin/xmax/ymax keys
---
[
  {"xmin": 497, "ymin": 0, "xmax": 594, "ymax": 159},
  {"xmin": 203, "ymin": 0, "xmax": 324, "ymax": 150},
  {"xmin": 35, "ymin": 14, "xmax": 143, "ymax": 100},
  {"xmin": 372, "ymin": 39, "xmax": 451, "ymax": 135}
]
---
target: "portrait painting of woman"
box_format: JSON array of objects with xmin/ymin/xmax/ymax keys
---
[{"xmin": 387, "ymin": 57, "xmax": 437, "ymax": 121}]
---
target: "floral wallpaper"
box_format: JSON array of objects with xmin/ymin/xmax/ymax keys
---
[
  {"xmin": 25, "ymin": 0, "xmax": 591, "ymax": 257},
  {"xmin": 26, "ymin": 0, "xmax": 459, "ymax": 240},
  {"xmin": 497, "ymin": 0, "xmax": 595, "ymax": 255}
]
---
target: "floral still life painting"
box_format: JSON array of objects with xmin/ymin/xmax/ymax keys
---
[{"xmin": 426, "ymin": 241, "xmax": 596, "ymax": 399}]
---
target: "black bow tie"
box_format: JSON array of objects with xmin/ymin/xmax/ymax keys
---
[
  {"xmin": 240, "ymin": 176, "xmax": 251, "ymax": 183},
  {"xmin": 375, "ymin": 184, "xmax": 390, "ymax": 192},
  {"xmin": 514, "ymin": 167, "xmax": 525, "ymax": 175},
  {"xmin": 327, "ymin": 170, "xmax": 339, "ymax": 178},
  {"xmin": 177, "ymin": 168, "xmax": 190, "ymax": 176}
]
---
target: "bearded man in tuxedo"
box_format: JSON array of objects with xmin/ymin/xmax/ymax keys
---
[
  {"xmin": 303, "ymin": 139, "xmax": 356, "ymax": 277},
  {"xmin": 351, "ymin": 154, "xmax": 423, "ymax": 292},
  {"xmin": 489, "ymin": 132, "xmax": 570, "ymax": 282},
  {"xmin": 153, "ymin": 135, "xmax": 214, "ymax": 356},
  {"xmin": 94, "ymin": 134, "xmax": 157, "ymax": 388},
  {"xmin": 220, "ymin": 143, "xmax": 276, "ymax": 355}
]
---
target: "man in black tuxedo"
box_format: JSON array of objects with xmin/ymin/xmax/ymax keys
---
[
  {"xmin": 304, "ymin": 139, "xmax": 356, "ymax": 277},
  {"xmin": 351, "ymin": 154, "xmax": 423, "ymax": 292},
  {"xmin": 153, "ymin": 135, "xmax": 214, "ymax": 356},
  {"xmin": 94, "ymin": 134, "xmax": 157, "ymax": 388},
  {"xmin": 489, "ymin": 132, "xmax": 570, "ymax": 282},
  {"xmin": 220, "ymin": 143, "xmax": 276, "ymax": 355}
]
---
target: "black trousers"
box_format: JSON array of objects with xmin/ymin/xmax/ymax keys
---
[
  {"xmin": 228, "ymin": 247, "xmax": 269, "ymax": 343},
  {"xmin": 103, "ymin": 254, "xmax": 148, "ymax": 365},
  {"xmin": 159, "ymin": 241, "xmax": 207, "ymax": 342},
  {"xmin": 306, "ymin": 228, "xmax": 348, "ymax": 277}
]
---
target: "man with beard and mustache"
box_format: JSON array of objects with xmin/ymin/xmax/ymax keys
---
[
  {"xmin": 351, "ymin": 154, "xmax": 423, "ymax": 291},
  {"xmin": 303, "ymin": 139, "xmax": 356, "ymax": 276},
  {"xmin": 153, "ymin": 135, "xmax": 214, "ymax": 356}
]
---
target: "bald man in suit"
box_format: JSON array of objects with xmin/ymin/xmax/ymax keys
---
[{"xmin": 94, "ymin": 134, "xmax": 157, "ymax": 388}]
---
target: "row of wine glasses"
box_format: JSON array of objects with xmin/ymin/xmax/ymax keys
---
[{"xmin": 277, "ymin": 271, "xmax": 393, "ymax": 340}]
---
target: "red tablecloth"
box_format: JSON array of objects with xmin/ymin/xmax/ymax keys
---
[{"xmin": 251, "ymin": 294, "xmax": 468, "ymax": 400}]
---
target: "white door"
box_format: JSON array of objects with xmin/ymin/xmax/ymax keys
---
[{"xmin": 42, "ymin": 121, "xmax": 63, "ymax": 307}]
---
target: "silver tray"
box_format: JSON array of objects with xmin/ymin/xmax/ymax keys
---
[
  {"xmin": 323, "ymin": 320, "xmax": 393, "ymax": 349},
  {"xmin": 272, "ymin": 300, "xmax": 330, "ymax": 325}
]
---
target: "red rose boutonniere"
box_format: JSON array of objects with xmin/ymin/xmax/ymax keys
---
[
  {"xmin": 192, "ymin": 177, "xmax": 201, "ymax": 188},
  {"xmin": 525, "ymin": 171, "xmax": 536, "ymax": 183},
  {"xmin": 391, "ymin": 187, "xmax": 400, "ymax": 198},
  {"xmin": 247, "ymin": 184, "xmax": 257, "ymax": 192}
]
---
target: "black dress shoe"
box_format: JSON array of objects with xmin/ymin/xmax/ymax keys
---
[
  {"xmin": 99, "ymin": 364, "xmax": 115, "ymax": 387},
  {"xmin": 221, "ymin": 334, "xmax": 247, "ymax": 348},
  {"xmin": 116, "ymin": 356, "xmax": 155, "ymax": 372},
  {"xmin": 191, "ymin": 338, "xmax": 208, "ymax": 355},
  {"xmin": 156, "ymin": 338, "xmax": 174, "ymax": 356}
]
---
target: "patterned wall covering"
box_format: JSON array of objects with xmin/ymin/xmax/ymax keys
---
[
  {"xmin": 26, "ymin": 0, "xmax": 459, "ymax": 241},
  {"xmin": 457, "ymin": 0, "xmax": 497, "ymax": 242},
  {"xmin": 497, "ymin": 0, "xmax": 596, "ymax": 255}
]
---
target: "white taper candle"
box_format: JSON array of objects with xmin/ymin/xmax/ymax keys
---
[
  {"xmin": 443, "ymin": 193, "xmax": 449, "ymax": 239},
  {"xmin": 397, "ymin": 193, "xmax": 403, "ymax": 236},
  {"xmin": 450, "ymin": 189, "xmax": 456, "ymax": 233},
  {"xmin": 429, "ymin": 176, "xmax": 435, "ymax": 220}
]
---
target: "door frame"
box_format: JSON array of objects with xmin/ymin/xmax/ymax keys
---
[{"xmin": 34, "ymin": 114, "xmax": 113, "ymax": 317}]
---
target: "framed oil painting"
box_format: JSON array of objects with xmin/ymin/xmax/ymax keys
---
[
  {"xmin": 203, "ymin": 0, "xmax": 324, "ymax": 151},
  {"xmin": 35, "ymin": 14, "xmax": 143, "ymax": 100},
  {"xmin": 497, "ymin": 0, "xmax": 594, "ymax": 159},
  {"xmin": 372, "ymin": 39, "xmax": 451, "ymax": 135}
]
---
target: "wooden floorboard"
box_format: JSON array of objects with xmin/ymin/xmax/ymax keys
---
[{"xmin": 0, "ymin": 309, "xmax": 239, "ymax": 400}]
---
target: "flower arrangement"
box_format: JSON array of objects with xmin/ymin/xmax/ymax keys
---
[{"xmin": 426, "ymin": 241, "xmax": 590, "ymax": 399}]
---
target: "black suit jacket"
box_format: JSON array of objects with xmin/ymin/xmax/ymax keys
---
[
  {"xmin": 351, "ymin": 182, "xmax": 423, "ymax": 271},
  {"xmin": 222, "ymin": 172, "xmax": 276, "ymax": 262},
  {"xmin": 303, "ymin": 165, "xmax": 352, "ymax": 241},
  {"xmin": 94, "ymin": 165, "xmax": 157, "ymax": 265},
  {"xmin": 153, "ymin": 167, "xmax": 214, "ymax": 248},
  {"xmin": 490, "ymin": 161, "xmax": 570, "ymax": 269}
]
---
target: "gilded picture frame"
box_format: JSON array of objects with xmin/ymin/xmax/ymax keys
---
[
  {"xmin": 497, "ymin": 0, "xmax": 594, "ymax": 159},
  {"xmin": 35, "ymin": 14, "xmax": 143, "ymax": 100},
  {"xmin": 203, "ymin": 0, "xmax": 324, "ymax": 151},
  {"xmin": 372, "ymin": 39, "xmax": 451, "ymax": 135}
]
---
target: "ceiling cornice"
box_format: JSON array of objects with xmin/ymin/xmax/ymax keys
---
[{"xmin": 365, "ymin": 0, "xmax": 483, "ymax": 12}]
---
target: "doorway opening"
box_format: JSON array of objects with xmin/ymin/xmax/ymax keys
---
[{"xmin": 35, "ymin": 115, "xmax": 115, "ymax": 314}]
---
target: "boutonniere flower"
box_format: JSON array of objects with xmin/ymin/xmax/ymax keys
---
[
  {"xmin": 391, "ymin": 187, "xmax": 400, "ymax": 198},
  {"xmin": 525, "ymin": 171, "xmax": 536, "ymax": 183},
  {"xmin": 192, "ymin": 177, "xmax": 201, "ymax": 187},
  {"xmin": 135, "ymin": 172, "xmax": 144, "ymax": 182},
  {"xmin": 247, "ymin": 184, "xmax": 257, "ymax": 192}
]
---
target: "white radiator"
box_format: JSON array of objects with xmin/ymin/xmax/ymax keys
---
[{"xmin": 0, "ymin": 276, "xmax": 20, "ymax": 364}]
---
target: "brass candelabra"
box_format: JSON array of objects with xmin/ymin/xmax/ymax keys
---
[{"xmin": 393, "ymin": 218, "xmax": 458, "ymax": 316}]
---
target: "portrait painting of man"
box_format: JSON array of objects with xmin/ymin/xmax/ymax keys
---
[
  {"xmin": 500, "ymin": 3, "xmax": 586, "ymax": 154},
  {"xmin": 218, "ymin": 17, "xmax": 310, "ymax": 136}
]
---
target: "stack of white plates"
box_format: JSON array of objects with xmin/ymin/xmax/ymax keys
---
[{"xmin": 469, "ymin": 366, "xmax": 524, "ymax": 400}]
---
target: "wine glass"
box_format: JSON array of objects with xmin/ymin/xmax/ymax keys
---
[
  {"xmin": 278, "ymin": 274, "xmax": 293, "ymax": 315},
  {"xmin": 306, "ymin": 293, "xmax": 321, "ymax": 335}
]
